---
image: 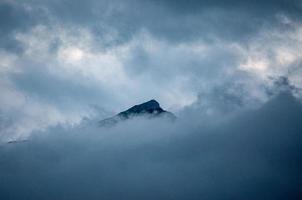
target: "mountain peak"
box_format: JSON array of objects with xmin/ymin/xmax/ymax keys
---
[
  {"xmin": 143, "ymin": 99, "xmax": 160, "ymax": 108},
  {"xmin": 99, "ymin": 99, "xmax": 175, "ymax": 127},
  {"xmin": 121, "ymin": 99, "xmax": 160, "ymax": 115},
  {"xmin": 118, "ymin": 99, "xmax": 165, "ymax": 119}
]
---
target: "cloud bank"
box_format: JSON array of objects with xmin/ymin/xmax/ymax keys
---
[{"xmin": 0, "ymin": 92, "xmax": 302, "ymax": 199}]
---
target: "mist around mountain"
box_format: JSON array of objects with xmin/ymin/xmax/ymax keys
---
[
  {"xmin": 0, "ymin": 91, "xmax": 301, "ymax": 200},
  {"xmin": 1, "ymin": 0, "xmax": 302, "ymax": 199}
]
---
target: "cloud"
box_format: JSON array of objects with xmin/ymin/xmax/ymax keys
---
[
  {"xmin": 0, "ymin": 0, "xmax": 302, "ymax": 140},
  {"xmin": 0, "ymin": 92, "xmax": 301, "ymax": 199},
  {"xmin": 0, "ymin": 0, "xmax": 45, "ymax": 53},
  {"xmin": 3, "ymin": 0, "xmax": 302, "ymax": 47}
]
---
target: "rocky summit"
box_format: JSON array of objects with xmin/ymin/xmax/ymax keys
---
[{"xmin": 99, "ymin": 99, "xmax": 176, "ymax": 127}]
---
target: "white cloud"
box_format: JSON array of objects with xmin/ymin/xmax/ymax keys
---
[
  {"xmin": 1, "ymin": 21, "xmax": 302, "ymax": 140},
  {"xmin": 59, "ymin": 47, "xmax": 84, "ymax": 64}
]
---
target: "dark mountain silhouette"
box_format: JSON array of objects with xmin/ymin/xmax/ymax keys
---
[{"xmin": 99, "ymin": 99, "xmax": 176, "ymax": 126}]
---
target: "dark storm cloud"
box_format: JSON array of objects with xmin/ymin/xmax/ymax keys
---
[
  {"xmin": 136, "ymin": 0, "xmax": 302, "ymax": 42},
  {"xmin": 47, "ymin": 0, "xmax": 301, "ymax": 43},
  {"xmin": 58, "ymin": 0, "xmax": 302, "ymax": 42},
  {"xmin": 3, "ymin": 0, "xmax": 302, "ymax": 52},
  {"xmin": 0, "ymin": 92, "xmax": 301, "ymax": 200},
  {"xmin": 0, "ymin": 1, "xmax": 44, "ymax": 53},
  {"xmin": 151, "ymin": 0, "xmax": 302, "ymax": 13}
]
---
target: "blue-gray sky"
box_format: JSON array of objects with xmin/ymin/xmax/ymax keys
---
[{"xmin": 0, "ymin": 0, "xmax": 302, "ymax": 140}]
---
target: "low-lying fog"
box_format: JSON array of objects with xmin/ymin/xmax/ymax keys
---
[{"xmin": 1, "ymin": 92, "xmax": 301, "ymax": 200}]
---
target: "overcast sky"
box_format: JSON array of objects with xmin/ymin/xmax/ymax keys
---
[
  {"xmin": 1, "ymin": 0, "xmax": 302, "ymax": 140},
  {"xmin": 1, "ymin": 1, "xmax": 302, "ymax": 199}
]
